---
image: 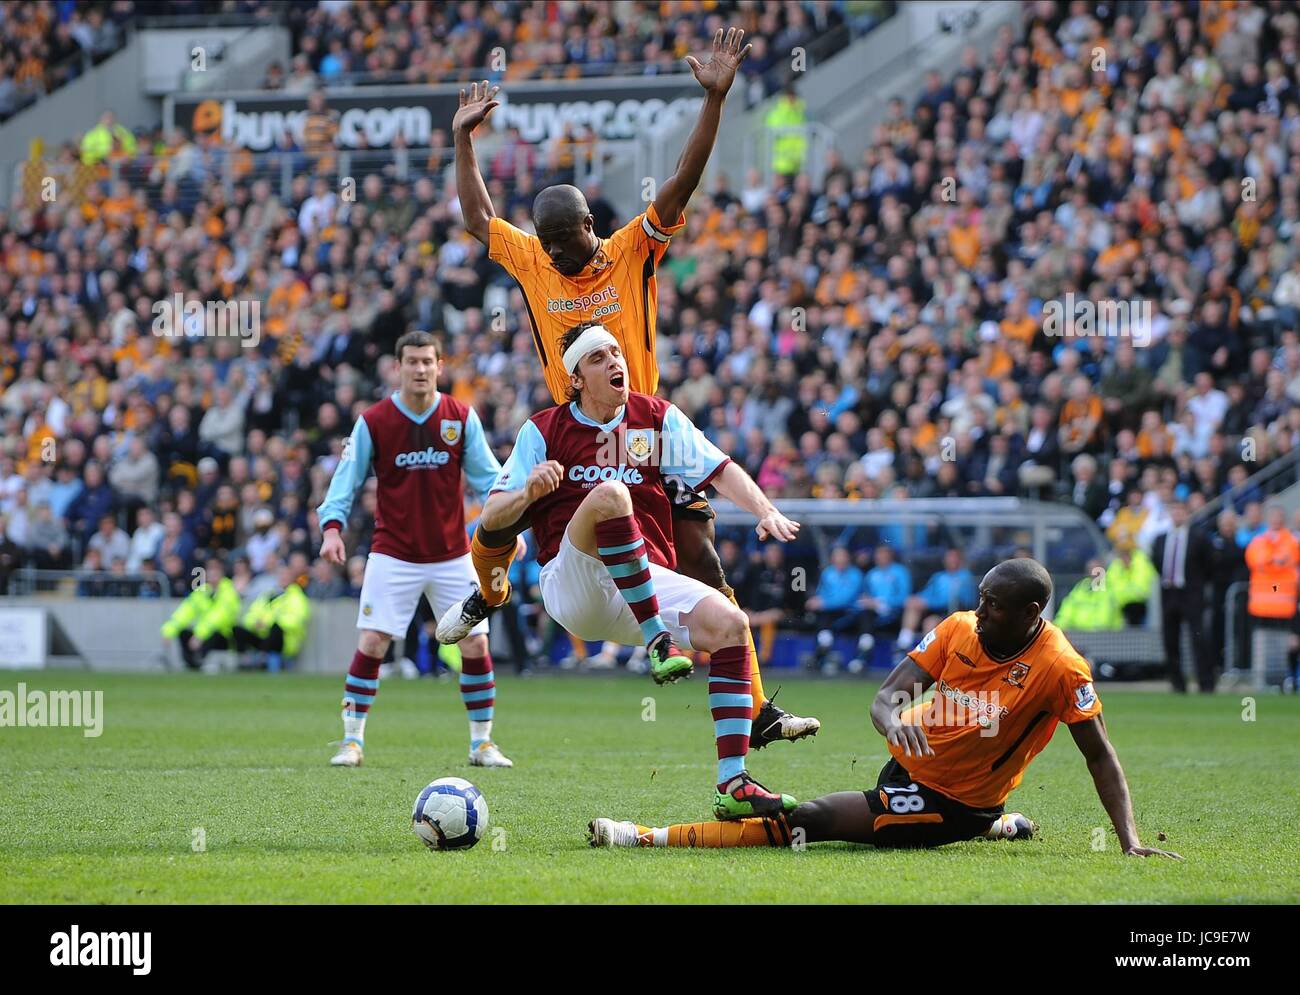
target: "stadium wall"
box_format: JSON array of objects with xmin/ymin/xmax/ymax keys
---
[
  {"xmin": 0, "ymin": 33, "xmax": 155, "ymax": 161},
  {"xmin": 1, "ymin": 598, "xmax": 359, "ymax": 673}
]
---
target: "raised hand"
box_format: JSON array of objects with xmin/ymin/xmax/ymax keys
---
[
  {"xmin": 453, "ymin": 79, "xmax": 501, "ymax": 135},
  {"xmin": 685, "ymin": 27, "xmax": 752, "ymax": 96}
]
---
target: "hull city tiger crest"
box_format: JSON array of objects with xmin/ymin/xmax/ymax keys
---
[
  {"xmin": 440, "ymin": 419, "xmax": 463, "ymax": 445},
  {"xmin": 1003, "ymin": 661, "xmax": 1032, "ymax": 688},
  {"xmin": 625, "ymin": 428, "xmax": 655, "ymax": 463}
]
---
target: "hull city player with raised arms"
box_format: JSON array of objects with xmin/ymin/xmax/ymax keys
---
[
  {"xmin": 481, "ymin": 323, "xmax": 802, "ymax": 819},
  {"xmin": 442, "ymin": 26, "xmax": 820, "ymax": 749},
  {"xmin": 589, "ymin": 558, "xmax": 1183, "ymax": 858},
  {"xmin": 318, "ymin": 331, "xmax": 516, "ymax": 770}
]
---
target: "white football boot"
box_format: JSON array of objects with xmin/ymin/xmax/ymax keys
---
[
  {"xmin": 329, "ymin": 741, "xmax": 364, "ymax": 767},
  {"xmin": 751, "ymin": 693, "xmax": 822, "ymax": 749},
  {"xmin": 437, "ymin": 585, "xmax": 494, "ymax": 644},
  {"xmin": 984, "ymin": 812, "xmax": 1037, "ymax": 840},
  {"xmin": 587, "ymin": 818, "xmax": 650, "ymax": 848},
  {"xmin": 469, "ymin": 741, "xmax": 514, "ymax": 767}
]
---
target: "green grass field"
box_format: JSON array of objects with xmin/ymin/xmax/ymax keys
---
[{"xmin": 1, "ymin": 671, "xmax": 1297, "ymax": 904}]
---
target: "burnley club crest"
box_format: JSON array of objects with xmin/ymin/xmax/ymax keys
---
[{"xmin": 625, "ymin": 428, "xmax": 654, "ymax": 463}]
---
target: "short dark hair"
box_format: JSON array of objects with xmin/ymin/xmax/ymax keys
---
[
  {"xmin": 533, "ymin": 185, "xmax": 589, "ymax": 231},
  {"xmin": 989, "ymin": 557, "xmax": 1053, "ymax": 611},
  {"xmin": 558, "ymin": 322, "xmax": 605, "ymax": 403},
  {"xmin": 395, "ymin": 330, "xmax": 440, "ymax": 362}
]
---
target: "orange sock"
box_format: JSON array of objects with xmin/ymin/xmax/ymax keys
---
[
  {"xmin": 567, "ymin": 632, "xmax": 587, "ymax": 658},
  {"xmin": 661, "ymin": 817, "xmax": 789, "ymax": 847},
  {"xmin": 759, "ymin": 620, "xmax": 777, "ymax": 667},
  {"xmin": 718, "ymin": 583, "xmax": 766, "ymax": 712},
  {"xmin": 471, "ymin": 531, "xmax": 516, "ymax": 608}
]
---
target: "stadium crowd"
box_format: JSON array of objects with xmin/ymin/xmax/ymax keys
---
[
  {"xmin": 260, "ymin": 0, "xmax": 871, "ymax": 98},
  {"xmin": 0, "ymin": 1, "xmax": 133, "ymax": 121},
  {"xmin": 2, "ymin": 1, "xmax": 1300, "ymax": 681}
]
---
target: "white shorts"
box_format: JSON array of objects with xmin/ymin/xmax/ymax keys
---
[
  {"xmin": 357, "ymin": 551, "xmax": 489, "ymax": 639},
  {"xmin": 539, "ymin": 530, "xmax": 714, "ymax": 649}
]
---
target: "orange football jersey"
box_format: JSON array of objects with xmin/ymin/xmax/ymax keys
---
[
  {"xmin": 488, "ymin": 201, "xmax": 686, "ymax": 403},
  {"xmin": 487, "ymin": 203, "xmax": 685, "ymax": 404},
  {"xmin": 896, "ymin": 611, "xmax": 1103, "ymax": 809}
]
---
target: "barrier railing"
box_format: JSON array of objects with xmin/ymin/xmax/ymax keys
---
[
  {"xmin": 1193, "ymin": 446, "xmax": 1300, "ymax": 525},
  {"xmin": 5, "ymin": 567, "xmax": 171, "ymax": 598}
]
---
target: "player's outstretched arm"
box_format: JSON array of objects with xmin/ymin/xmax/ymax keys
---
[
  {"xmin": 453, "ymin": 79, "xmax": 501, "ymax": 245},
  {"xmin": 708, "ymin": 461, "xmax": 799, "ymax": 541},
  {"xmin": 1069, "ymin": 715, "xmax": 1183, "ymax": 859},
  {"xmin": 652, "ymin": 27, "xmax": 752, "ymax": 225},
  {"xmin": 482, "ymin": 460, "xmax": 563, "ymax": 532},
  {"xmin": 870, "ymin": 657, "xmax": 936, "ymax": 759}
]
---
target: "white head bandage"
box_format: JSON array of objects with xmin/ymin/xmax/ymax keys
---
[{"xmin": 562, "ymin": 325, "xmax": 619, "ymax": 375}]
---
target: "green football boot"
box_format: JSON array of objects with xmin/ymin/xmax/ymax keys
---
[
  {"xmin": 713, "ymin": 771, "xmax": 798, "ymax": 820},
  {"xmin": 648, "ymin": 632, "xmax": 693, "ymax": 685}
]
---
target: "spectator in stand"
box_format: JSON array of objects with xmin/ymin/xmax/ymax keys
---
[
  {"xmin": 65, "ymin": 461, "xmax": 114, "ymax": 546},
  {"xmin": 126, "ymin": 506, "xmax": 165, "ymax": 572},
  {"xmin": 805, "ymin": 544, "xmax": 865, "ymax": 668},
  {"xmin": 851, "ymin": 542, "xmax": 912, "ymax": 666},
  {"xmin": 199, "ymin": 385, "xmax": 246, "ymax": 459},
  {"xmin": 0, "ymin": 512, "xmax": 21, "ymax": 592},
  {"xmin": 306, "ymin": 557, "xmax": 346, "ymax": 599},
  {"xmin": 204, "ymin": 485, "xmax": 242, "ymax": 554},
  {"xmin": 76, "ymin": 547, "xmax": 107, "ymax": 597},
  {"xmin": 245, "ymin": 508, "xmax": 285, "ymax": 574},
  {"xmin": 156, "ymin": 511, "xmax": 196, "ymax": 574},
  {"xmin": 25, "ymin": 501, "xmax": 70, "ymax": 571},
  {"xmin": 109, "ymin": 434, "xmax": 160, "ymax": 522},
  {"xmin": 1066, "ymin": 453, "xmax": 1108, "ymax": 521},
  {"xmin": 1236, "ymin": 501, "xmax": 1267, "ymax": 547},
  {"xmin": 301, "ymin": 89, "xmax": 338, "ymax": 170},
  {"xmin": 740, "ymin": 542, "xmax": 806, "ymax": 670},
  {"xmin": 896, "ymin": 548, "xmax": 979, "ymax": 649},
  {"xmin": 86, "ymin": 513, "xmax": 129, "ymax": 567}
]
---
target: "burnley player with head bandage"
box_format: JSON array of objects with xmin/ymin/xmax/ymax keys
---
[
  {"xmin": 316, "ymin": 331, "xmax": 516, "ymax": 770},
  {"xmin": 457, "ymin": 322, "xmax": 802, "ymax": 819}
]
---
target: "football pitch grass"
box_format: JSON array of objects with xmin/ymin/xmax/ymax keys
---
[{"xmin": 2, "ymin": 671, "xmax": 1297, "ymax": 904}]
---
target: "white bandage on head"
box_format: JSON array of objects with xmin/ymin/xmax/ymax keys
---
[{"xmin": 562, "ymin": 325, "xmax": 619, "ymax": 375}]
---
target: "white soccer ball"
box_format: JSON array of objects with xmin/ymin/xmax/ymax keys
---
[{"xmin": 412, "ymin": 776, "xmax": 488, "ymax": 850}]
